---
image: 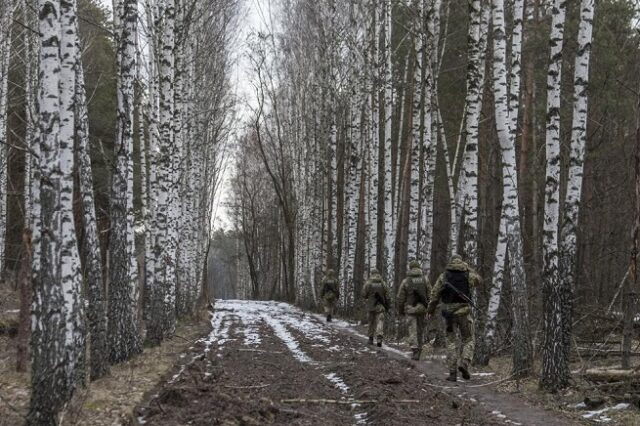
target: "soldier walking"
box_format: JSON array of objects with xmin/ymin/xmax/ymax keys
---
[
  {"xmin": 362, "ymin": 268, "xmax": 389, "ymax": 347},
  {"xmin": 427, "ymin": 254, "xmax": 481, "ymax": 382},
  {"xmin": 397, "ymin": 260, "xmax": 431, "ymax": 360},
  {"xmin": 320, "ymin": 269, "xmax": 340, "ymax": 322}
]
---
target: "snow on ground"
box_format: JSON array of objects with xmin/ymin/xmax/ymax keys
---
[
  {"xmin": 581, "ymin": 403, "xmax": 630, "ymax": 422},
  {"xmin": 324, "ymin": 373, "xmax": 350, "ymax": 395},
  {"xmin": 353, "ymin": 411, "xmax": 368, "ymax": 425},
  {"xmin": 214, "ymin": 300, "xmax": 368, "ymax": 424},
  {"xmin": 199, "ymin": 310, "xmax": 232, "ymax": 353},
  {"xmin": 262, "ymin": 313, "xmax": 313, "ymax": 363}
]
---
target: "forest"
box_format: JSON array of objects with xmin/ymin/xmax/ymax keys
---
[{"xmin": 0, "ymin": 0, "xmax": 640, "ymax": 424}]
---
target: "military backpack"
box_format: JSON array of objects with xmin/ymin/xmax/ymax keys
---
[
  {"xmin": 407, "ymin": 277, "xmax": 428, "ymax": 307},
  {"xmin": 441, "ymin": 270, "xmax": 470, "ymax": 304}
]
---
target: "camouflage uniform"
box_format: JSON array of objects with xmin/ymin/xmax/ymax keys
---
[
  {"xmin": 397, "ymin": 260, "xmax": 431, "ymax": 359},
  {"xmin": 427, "ymin": 255, "xmax": 481, "ymax": 381},
  {"xmin": 362, "ymin": 269, "xmax": 389, "ymax": 346},
  {"xmin": 320, "ymin": 269, "xmax": 340, "ymax": 322}
]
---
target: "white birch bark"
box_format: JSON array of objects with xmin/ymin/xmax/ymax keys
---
[
  {"xmin": 460, "ymin": 0, "xmax": 489, "ymax": 266},
  {"xmin": 149, "ymin": 0, "xmax": 176, "ymax": 342},
  {"xmin": 367, "ymin": 0, "xmax": 379, "ymax": 270},
  {"xmin": 108, "ymin": 0, "xmax": 142, "ymax": 362},
  {"xmin": 419, "ymin": 0, "xmax": 437, "ymax": 276},
  {"xmin": 59, "ymin": 0, "xmax": 86, "ymax": 390},
  {"xmin": 558, "ymin": 0, "xmax": 594, "ymax": 381},
  {"xmin": 481, "ymin": 0, "xmax": 531, "ymax": 375},
  {"xmin": 541, "ymin": 0, "xmax": 570, "ymax": 391},
  {"xmin": 408, "ymin": 2, "xmax": 422, "ymax": 261},
  {"xmin": 30, "ymin": 0, "xmax": 84, "ymax": 419},
  {"xmin": 143, "ymin": 0, "xmax": 159, "ymax": 326},
  {"xmin": 382, "ymin": 0, "xmax": 395, "ymax": 279},
  {"xmin": 76, "ymin": 59, "xmax": 109, "ymax": 380}
]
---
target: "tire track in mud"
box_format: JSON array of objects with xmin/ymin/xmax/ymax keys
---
[
  {"xmin": 137, "ymin": 302, "xmax": 356, "ymax": 425},
  {"xmin": 261, "ymin": 308, "xmax": 368, "ymax": 424}
]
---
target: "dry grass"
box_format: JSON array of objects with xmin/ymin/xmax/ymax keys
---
[{"xmin": 0, "ymin": 316, "xmax": 210, "ymax": 426}]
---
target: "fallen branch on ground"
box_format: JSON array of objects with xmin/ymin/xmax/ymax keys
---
[
  {"xmin": 238, "ymin": 349, "xmax": 283, "ymax": 354},
  {"xmin": 224, "ymin": 384, "xmax": 271, "ymax": 389},
  {"xmin": 584, "ymin": 368, "xmax": 640, "ymax": 382},
  {"xmin": 281, "ymin": 398, "xmax": 420, "ymax": 405}
]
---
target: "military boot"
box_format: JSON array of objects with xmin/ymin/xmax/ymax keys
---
[
  {"xmin": 326, "ymin": 314, "xmax": 332, "ymax": 322},
  {"xmin": 458, "ymin": 360, "xmax": 471, "ymax": 380},
  {"xmin": 368, "ymin": 336, "xmax": 374, "ymax": 345},
  {"xmin": 377, "ymin": 338, "xmax": 382, "ymax": 347},
  {"xmin": 446, "ymin": 370, "xmax": 457, "ymax": 382},
  {"xmin": 411, "ymin": 348, "xmax": 421, "ymax": 360}
]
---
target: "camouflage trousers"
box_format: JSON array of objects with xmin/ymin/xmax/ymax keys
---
[
  {"xmin": 445, "ymin": 314, "xmax": 474, "ymax": 371},
  {"xmin": 324, "ymin": 299, "xmax": 336, "ymax": 316},
  {"xmin": 367, "ymin": 311, "xmax": 385, "ymax": 340},
  {"xmin": 407, "ymin": 314, "xmax": 425, "ymax": 350}
]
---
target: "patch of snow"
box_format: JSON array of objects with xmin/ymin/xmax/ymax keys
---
[
  {"xmin": 262, "ymin": 314, "xmax": 312, "ymax": 363},
  {"xmin": 353, "ymin": 411, "xmax": 367, "ymax": 425},
  {"xmin": 583, "ymin": 403, "xmax": 629, "ymax": 420},
  {"xmin": 137, "ymin": 416, "xmax": 147, "ymax": 424},
  {"xmin": 276, "ymin": 311, "xmax": 332, "ymax": 344},
  {"xmin": 168, "ymin": 365, "xmax": 187, "ymax": 384},
  {"xmin": 491, "ymin": 410, "xmax": 507, "ymax": 419},
  {"xmin": 325, "ymin": 373, "xmax": 350, "ymax": 394},
  {"xmin": 471, "ymin": 372, "xmax": 495, "ymax": 377}
]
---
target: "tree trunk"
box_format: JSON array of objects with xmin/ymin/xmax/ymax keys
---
[
  {"xmin": 16, "ymin": 229, "xmax": 31, "ymax": 372},
  {"xmin": 540, "ymin": 0, "xmax": 568, "ymax": 392},
  {"xmin": 76, "ymin": 60, "xmax": 109, "ymax": 380},
  {"xmin": 30, "ymin": 1, "xmax": 82, "ymax": 421},
  {"xmin": 108, "ymin": 0, "xmax": 142, "ymax": 363},
  {"xmin": 557, "ymin": 0, "xmax": 595, "ymax": 383}
]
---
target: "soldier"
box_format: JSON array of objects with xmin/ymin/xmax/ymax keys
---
[
  {"xmin": 362, "ymin": 268, "xmax": 389, "ymax": 347},
  {"xmin": 397, "ymin": 260, "xmax": 431, "ymax": 360},
  {"xmin": 320, "ymin": 269, "xmax": 340, "ymax": 322},
  {"xmin": 427, "ymin": 254, "xmax": 481, "ymax": 382}
]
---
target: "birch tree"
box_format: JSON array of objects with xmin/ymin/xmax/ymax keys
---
[
  {"xmin": 76, "ymin": 60, "xmax": 109, "ymax": 380},
  {"xmin": 479, "ymin": 0, "xmax": 532, "ymax": 375},
  {"xmin": 108, "ymin": 0, "xmax": 142, "ymax": 363},
  {"xmin": 540, "ymin": 0, "xmax": 567, "ymax": 391},
  {"xmin": 30, "ymin": 0, "xmax": 85, "ymax": 420}
]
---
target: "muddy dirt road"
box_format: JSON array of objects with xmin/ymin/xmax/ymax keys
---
[{"xmin": 136, "ymin": 300, "xmax": 580, "ymax": 425}]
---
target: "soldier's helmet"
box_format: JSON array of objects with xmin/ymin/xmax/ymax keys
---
[
  {"xmin": 370, "ymin": 268, "xmax": 380, "ymax": 276},
  {"xmin": 450, "ymin": 253, "xmax": 463, "ymax": 263},
  {"xmin": 409, "ymin": 260, "xmax": 421, "ymax": 269},
  {"xmin": 326, "ymin": 268, "xmax": 335, "ymax": 277}
]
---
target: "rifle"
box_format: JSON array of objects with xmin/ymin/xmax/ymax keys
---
[
  {"xmin": 443, "ymin": 281, "xmax": 476, "ymax": 309},
  {"xmin": 375, "ymin": 292, "xmax": 389, "ymax": 311}
]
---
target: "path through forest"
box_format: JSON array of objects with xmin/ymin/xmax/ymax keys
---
[{"xmin": 136, "ymin": 301, "xmax": 579, "ymax": 425}]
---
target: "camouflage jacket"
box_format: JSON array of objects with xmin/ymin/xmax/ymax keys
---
[
  {"xmin": 362, "ymin": 273, "xmax": 389, "ymax": 313},
  {"xmin": 397, "ymin": 267, "xmax": 431, "ymax": 316},
  {"xmin": 320, "ymin": 276, "xmax": 340, "ymax": 301},
  {"xmin": 427, "ymin": 258, "xmax": 481, "ymax": 316}
]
